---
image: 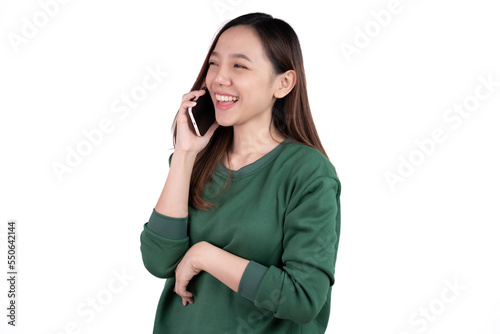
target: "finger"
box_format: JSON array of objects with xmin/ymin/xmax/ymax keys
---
[
  {"xmin": 174, "ymin": 280, "xmax": 185, "ymax": 294},
  {"xmin": 189, "ymin": 89, "xmax": 207, "ymax": 102},
  {"xmin": 182, "ymin": 295, "xmax": 194, "ymax": 305},
  {"xmin": 175, "ymin": 284, "xmax": 194, "ymax": 306},
  {"xmin": 179, "ymin": 100, "xmax": 197, "ymax": 113},
  {"xmin": 174, "ymin": 285, "xmax": 194, "ymax": 305},
  {"xmin": 182, "ymin": 89, "xmax": 206, "ymax": 103},
  {"xmin": 182, "ymin": 298, "xmax": 192, "ymax": 306},
  {"xmin": 173, "ymin": 280, "xmax": 191, "ymax": 298},
  {"xmin": 175, "ymin": 103, "xmax": 197, "ymax": 126}
]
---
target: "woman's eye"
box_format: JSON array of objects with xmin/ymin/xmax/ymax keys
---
[
  {"xmin": 234, "ymin": 64, "xmax": 247, "ymax": 69},
  {"xmin": 208, "ymin": 61, "xmax": 218, "ymax": 66}
]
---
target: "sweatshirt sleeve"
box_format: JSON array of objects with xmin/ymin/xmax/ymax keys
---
[
  {"xmin": 140, "ymin": 209, "xmax": 189, "ymax": 278},
  {"xmin": 238, "ymin": 175, "xmax": 341, "ymax": 324},
  {"xmin": 140, "ymin": 153, "xmax": 190, "ymax": 278}
]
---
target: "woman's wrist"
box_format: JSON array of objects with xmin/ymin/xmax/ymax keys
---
[
  {"xmin": 172, "ymin": 149, "xmax": 198, "ymax": 163},
  {"xmin": 192, "ymin": 241, "xmax": 250, "ymax": 293},
  {"xmin": 191, "ymin": 241, "xmax": 212, "ymax": 272}
]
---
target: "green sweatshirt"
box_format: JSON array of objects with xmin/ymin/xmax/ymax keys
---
[{"xmin": 140, "ymin": 139, "xmax": 341, "ymax": 333}]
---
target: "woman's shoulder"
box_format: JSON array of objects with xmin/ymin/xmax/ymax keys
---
[{"xmin": 276, "ymin": 139, "xmax": 340, "ymax": 183}]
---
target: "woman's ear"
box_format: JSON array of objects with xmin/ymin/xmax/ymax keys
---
[{"xmin": 273, "ymin": 70, "xmax": 297, "ymax": 99}]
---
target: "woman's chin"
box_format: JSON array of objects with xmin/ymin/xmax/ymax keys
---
[{"xmin": 214, "ymin": 115, "xmax": 234, "ymax": 128}]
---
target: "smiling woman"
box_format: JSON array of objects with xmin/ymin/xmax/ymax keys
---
[
  {"xmin": 206, "ymin": 25, "xmax": 295, "ymax": 138},
  {"xmin": 140, "ymin": 12, "xmax": 341, "ymax": 334}
]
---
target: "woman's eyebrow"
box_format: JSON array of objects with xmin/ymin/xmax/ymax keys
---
[{"xmin": 210, "ymin": 51, "xmax": 252, "ymax": 62}]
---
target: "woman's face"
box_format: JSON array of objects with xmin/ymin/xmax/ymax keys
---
[{"xmin": 206, "ymin": 25, "xmax": 281, "ymax": 130}]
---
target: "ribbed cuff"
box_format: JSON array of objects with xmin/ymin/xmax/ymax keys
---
[
  {"xmin": 145, "ymin": 209, "xmax": 188, "ymax": 240},
  {"xmin": 238, "ymin": 260, "xmax": 268, "ymax": 302}
]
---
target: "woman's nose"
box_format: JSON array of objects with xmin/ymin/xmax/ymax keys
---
[{"xmin": 213, "ymin": 66, "xmax": 231, "ymax": 86}]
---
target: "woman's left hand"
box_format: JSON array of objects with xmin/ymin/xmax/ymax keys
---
[
  {"xmin": 173, "ymin": 242, "xmax": 207, "ymax": 306},
  {"xmin": 174, "ymin": 241, "xmax": 250, "ymax": 306}
]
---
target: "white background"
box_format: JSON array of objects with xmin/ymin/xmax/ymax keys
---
[{"xmin": 1, "ymin": 0, "xmax": 499, "ymax": 333}]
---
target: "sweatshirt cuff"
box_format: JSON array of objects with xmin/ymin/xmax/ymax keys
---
[
  {"xmin": 238, "ymin": 260, "xmax": 268, "ymax": 302},
  {"xmin": 145, "ymin": 209, "xmax": 188, "ymax": 240}
]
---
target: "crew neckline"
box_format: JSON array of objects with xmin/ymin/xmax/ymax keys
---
[{"xmin": 215, "ymin": 138, "xmax": 293, "ymax": 178}]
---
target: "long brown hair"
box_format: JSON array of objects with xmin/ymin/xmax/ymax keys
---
[{"xmin": 173, "ymin": 12, "xmax": 328, "ymax": 210}]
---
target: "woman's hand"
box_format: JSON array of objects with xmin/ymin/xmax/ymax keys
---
[
  {"xmin": 173, "ymin": 242, "xmax": 206, "ymax": 306},
  {"xmin": 174, "ymin": 89, "xmax": 219, "ymax": 155},
  {"xmin": 173, "ymin": 242, "xmax": 250, "ymax": 306},
  {"xmin": 153, "ymin": 90, "xmax": 218, "ymax": 220}
]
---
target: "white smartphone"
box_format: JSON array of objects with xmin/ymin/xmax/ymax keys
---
[{"xmin": 188, "ymin": 89, "xmax": 216, "ymax": 136}]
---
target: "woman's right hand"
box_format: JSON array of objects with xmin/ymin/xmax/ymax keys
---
[{"xmin": 174, "ymin": 89, "xmax": 219, "ymax": 154}]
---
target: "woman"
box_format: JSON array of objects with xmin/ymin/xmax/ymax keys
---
[{"xmin": 140, "ymin": 12, "xmax": 341, "ymax": 333}]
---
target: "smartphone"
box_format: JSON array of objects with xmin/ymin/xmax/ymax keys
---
[{"xmin": 188, "ymin": 89, "xmax": 216, "ymax": 137}]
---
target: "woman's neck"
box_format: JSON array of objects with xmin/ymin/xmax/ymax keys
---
[{"xmin": 223, "ymin": 124, "xmax": 285, "ymax": 171}]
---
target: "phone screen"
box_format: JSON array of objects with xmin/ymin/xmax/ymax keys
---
[{"xmin": 188, "ymin": 89, "xmax": 216, "ymax": 136}]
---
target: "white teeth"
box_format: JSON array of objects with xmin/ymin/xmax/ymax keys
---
[{"xmin": 215, "ymin": 94, "xmax": 239, "ymax": 102}]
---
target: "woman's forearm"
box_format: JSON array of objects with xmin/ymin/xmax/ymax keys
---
[
  {"xmin": 154, "ymin": 150, "xmax": 197, "ymax": 218},
  {"xmin": 197, "ymin": 242, "xmax": 250, "ymax": 293},
  {"xmin": 173, "ymin": 242, "xmax": 250, "ymax": 305}
]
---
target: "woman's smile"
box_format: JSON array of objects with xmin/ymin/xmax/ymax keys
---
[{"xmin": 214, "ymin": 92, "xmax": 239, "ymax": 110}]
